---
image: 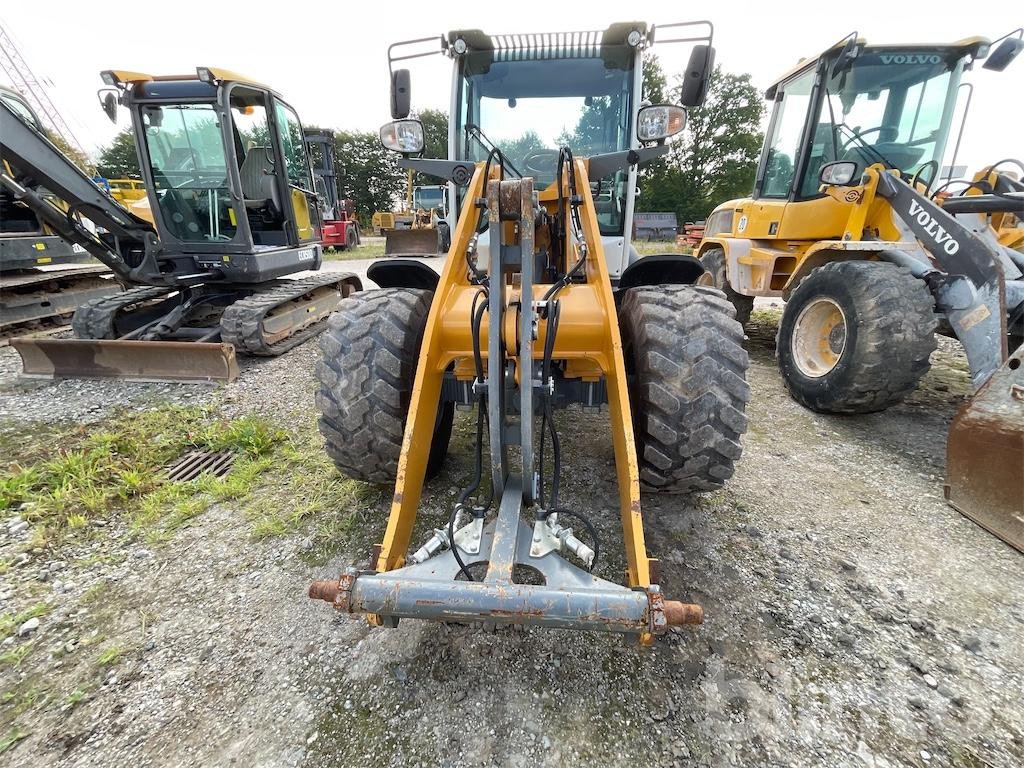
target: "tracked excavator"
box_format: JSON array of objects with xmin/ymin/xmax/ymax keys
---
[
  {"xmin": 0, "ymin": 68, "xmax": 361, "ymax": 381},
  {"xmin": 1, "ymin": 85, "xmax": 120, "ymax": 335}
]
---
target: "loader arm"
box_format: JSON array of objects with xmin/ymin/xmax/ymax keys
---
[
  {"xmin": 0, "ymin": 98, "xmax": 171, "ymax": 286},
  {"xmin": 873, "ymin": 169, "xmax": 1024, "ymax": 386}
]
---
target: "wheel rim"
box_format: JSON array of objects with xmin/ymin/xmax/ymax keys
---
[{"xmin": 791, "ymin": 297, "xmax": 847, "ymax": 378}]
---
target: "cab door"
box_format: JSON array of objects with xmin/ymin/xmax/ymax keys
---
[
  {"xmin": 272, "ymin": 98, "xmax": 320, "ymax": 245},
  {"xmin": 744, "ymin": 66, "xmax": 817, "ymax": 240}
]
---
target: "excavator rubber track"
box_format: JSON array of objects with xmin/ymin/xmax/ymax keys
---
[
  {"xmin": 0, "ymin": 265, "xmax": 121, "ymax": 336},
  {"xmin": 72, "ymin": 285, "xmax": 179, "ymax": 340},
  {"xmin": 220, "ymin": 272, "xmax": 360, "ymax": 356}
]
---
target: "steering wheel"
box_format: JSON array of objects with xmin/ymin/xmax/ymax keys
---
[
  {"xmin": 522, "ymin": 149, "xmax": 559, "ymax": 175},
  {"xmin": 840, "ymin": 126, "xmax": 897, "ymax": 154}
]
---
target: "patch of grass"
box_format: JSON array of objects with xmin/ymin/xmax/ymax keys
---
[
  {"xmin": 0, "ymin": 643, "xmax": 33, "ymax": 668},
  {"xmin": 322, "ymin": 239, "xmax": 384, "ymax": 261},
  {"xmin": 0, "ymin": 727, "xmax": 28, "ymax": 754},
  {"xmin": 0, "ymin": 603, "xmax": 49, "ymax": 642},
  {"xmin": 239, "ymin": 418, "xmax": 384, "ymax": 554},
  {"xmin": 94, "ymin": 645, "xmax": 125, "ymax": 667},
  {"xmin": 66, "ymin": 688, "xmax": 88, "ymax": 709},
  {"xmin": 1, "ymin": 686, "xmax": 47, "ymax": 718},
  {"xmin": 0, "ymin": 406, "xmax": 284, "ymax": 547}
]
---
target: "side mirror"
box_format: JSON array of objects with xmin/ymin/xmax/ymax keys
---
[
  {"xmin": 679, "ymin": 45, "xmax": 715, "ymax": 107},
  {"xmin": 390, "ymin": 69, "xmax": 411, "ymax": 119},
  {"xmin": 831, "ymin": 37, "xmax": 859, "ymax": 78},
  {"xmin": 380, "ymin": 119, "xmax": 424, "ymax": 155},
  {"xmin": 99, "ymin": 90, "xmax": 118, "ymax": 123},
  {"xmin": 983, "ymin": 36, "xmax": 1024, "ymax": 71},
  {"xmin": 820, "ymin": 160, "xmax": 859, "ymax": 186},
  {"xmin": 637, "ymin": 104, "xmax": 687, "ymax": 143}
]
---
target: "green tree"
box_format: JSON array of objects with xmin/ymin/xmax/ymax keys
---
[
  {"xmin": 96, "ymin": 127, "xmax": 141, "ymax": 179},
  {"xmin": 642, "ymin": 53, "xmax": 668, "ymax": 104},
  {"xmin": 332, "ymin": 130, "xmax": 404, "ymax": 219},
  {"xmin": 412, "ymin": 108, "xmax": 449, "ymax": 186},
  {"xmin": 415, "ymin": 109, "xmax": 449, "ymax": 159},
  {"xmin": 637, "ymin": 65, "xmax": 764, "ymax": 223},
  {"xmin": 47, "ymin": 131, "xmax": 94, "ymax": 175}
]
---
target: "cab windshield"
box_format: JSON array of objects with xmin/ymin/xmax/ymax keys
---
[
  {"xmin": 761, "ymin": 47, "xmax": 964, "ymax": 199},
  {"xmin": 141, "ymin": 102, "xmax": 235, "ymax": 242},
  {"xmin": 455, "ymin": 45, "xmax": 635, "ymax": 234},
  {"xmin": 413, "ymin": 186, "xmax": 445, "ymax": 211}
]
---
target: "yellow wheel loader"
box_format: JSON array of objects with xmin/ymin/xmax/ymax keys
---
[
  {"xmin": 310, "ymin": 22, "xmax": 751, "ymax": 642},
  {"xmin": 380, "ymin": 171, "xmax": 452, "ymax": 257},
  {"xmin": 696, "ymin": 32, "xmax": 1024, "ymax": 550}
]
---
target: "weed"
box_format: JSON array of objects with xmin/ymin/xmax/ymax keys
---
[
  {"xmin": 0, "ymin": 727, "xmax": 28, "ymax": 754},
  {"xmin": 0, "ymin": 603, "xmax": 49, "ymax": 641},
  {"xmin": 0, "ymin": 643, "xmax": 33, "ymax": 668},
  {"xmin": 0, "ymin": 406, "xmax": 284, "ymax": 547},
  {"xmin": 95, "ymin": 645, "xmax": 124, "ymax": 667}
]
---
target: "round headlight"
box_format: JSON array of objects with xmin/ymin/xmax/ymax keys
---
[
  {"xmin": 380, "ymin": 119, "xmax": 425, "ymax": 155},
  {"xmin": 627, "ymin": 29, "xmax": 642, "ymax": 48},
  {"xmin": 453, "ymin": 37, "xmax": 468, "ymax": 55},
  {"xmin": 636, "ymin": 105, "xmax": 686, "ymax": 143}
]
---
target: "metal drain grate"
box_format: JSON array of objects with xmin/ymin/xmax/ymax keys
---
[{"xmin": 165, "ymin": 449, "xmax": 235, "ymax": 482}]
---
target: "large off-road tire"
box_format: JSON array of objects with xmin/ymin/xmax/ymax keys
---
[
  {"xmin": 316, "ymin": 288, "xmax": 454, "ymax": 484},
  {"xmin": 619, "ymin": 285, "xmax": 750, "ymax": 493},
  {"xmin": 777, "ymin": 261, "xmax": 936, "ymax": 413},
  {"xmin": 699, "ymin": 247, "xmax": 754, "ymax": 326}
]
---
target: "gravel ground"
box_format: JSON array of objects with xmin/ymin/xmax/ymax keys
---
[{"xmin": 1, "ymin": 306, "xmax": 1021, "ymax": 768}]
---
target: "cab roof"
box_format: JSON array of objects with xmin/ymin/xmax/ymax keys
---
[{"xmin": 764, "ymin": 36, "xmax": 990, "ymax": 98}]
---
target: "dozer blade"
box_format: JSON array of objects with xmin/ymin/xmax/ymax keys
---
[
  {"xmin": 11, "ymin": 338, "xmax": 239, "ymax": 383},
  {"xmin": 945, "ymin": 344, "xmax": 1024, "ymax": 553},
  {"xmin": 383, "ymin": 228, "xmax": 442, "ymax": 257}
]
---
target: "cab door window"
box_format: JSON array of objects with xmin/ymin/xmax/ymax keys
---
[
  {"xmin": 273, "ymin": 99, "xmax": 317, "ymax": 242},
  {"xmin": 758, "ymin": 68, "xmax": 815, "ymax": 199}
]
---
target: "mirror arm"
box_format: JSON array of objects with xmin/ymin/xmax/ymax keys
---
[
  {"xmin": 588, "ymin": 145, "xmax": 668, "ymax": 179},
  {"xmin": 397, "ymin": 157, "xmax": 475, "ymax": 185}
]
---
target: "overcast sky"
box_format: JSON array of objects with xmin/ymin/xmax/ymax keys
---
[{"xmin": 2, "ymin": 0, "xmax": 1020, "ymax": 173}]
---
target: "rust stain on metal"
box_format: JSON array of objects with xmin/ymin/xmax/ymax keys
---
[
  {"xmin": 664, "ymin": 601, "xmax": 704, "ymax": 626},
  {"xmin": 308, "ymin": 579, "xmax": 340, "ymax": 603}
]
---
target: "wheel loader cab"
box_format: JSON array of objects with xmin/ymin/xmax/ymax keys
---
[
  {"xmin": 449, "ymin": 28, "xmax": 640, "ymax": 277},
  {"xmin": 746, "ymin": 40, "xmax": 975, "ymax": 241},
  {"xmin": 102, "ymin": 68, "xmax": 323, "ymax": 283}
]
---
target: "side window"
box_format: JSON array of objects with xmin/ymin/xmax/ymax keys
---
[
  {"xmin": 273, "ymin": 99, "xmax": 312, "ymax": 190},
  {"xmin": 759, "ymin": 68, "xmax": 815, "ymax": 199}
]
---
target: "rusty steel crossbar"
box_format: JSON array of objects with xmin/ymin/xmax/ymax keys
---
[{"xmin": 11, "ymin": 338, "xmax": 239, "ymax": 382}]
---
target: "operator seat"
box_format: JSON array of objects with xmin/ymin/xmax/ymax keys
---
[{"xmin": 238, "ymin": 147, "xmax": 282, "ymax": 219}]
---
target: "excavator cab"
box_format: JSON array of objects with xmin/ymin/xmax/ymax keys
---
[
  {"xmin": 0, "ymin": 68, "xmax": 361, "ymax": 382},
  {"xmin": 100, "ymin": 68, "xmax": 322, "ymax": 282}
]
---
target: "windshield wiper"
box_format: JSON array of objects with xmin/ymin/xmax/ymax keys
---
[{"xmin": 465, "ymin": 124, "xmax": 523, "ymax": 178}]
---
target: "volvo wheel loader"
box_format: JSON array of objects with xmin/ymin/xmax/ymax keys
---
[
  {"xmin": 309, "ymin": 22, "xmax": 751, "ymax": 643},
  {"xmin": 1, "ymin": 85, "xmax": 121, "ymax": 335},
  {"xmin": 0, "ymin": 68, "xmax": 361, "ymax": 382},
  {"xmin": 695, "ymin": 33, "xmax": 1024, "ymax": 551}
]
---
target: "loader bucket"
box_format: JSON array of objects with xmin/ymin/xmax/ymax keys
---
[
  {"xmin": 383, "ymin": 228, "xmax": 442, "ymax": 257},
  {"xmin": 11, "ymin": 338, "xmax": 239, "ymax": 383},
  {"xmin": 945, "ymin": 344, "xmax": 1024, "ymax": 553}
]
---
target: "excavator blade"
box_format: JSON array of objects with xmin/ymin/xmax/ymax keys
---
[
  {"xmin": 383, "ymin": 228, "xmax": 442, "ymax": 257},
  {"xmin": 945, "ymin": 344, "xmax": 1024, "ymax": 553},
  {"xmin": 11, "ymin": 338, "xmax": 239, "ymax": 383}
]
